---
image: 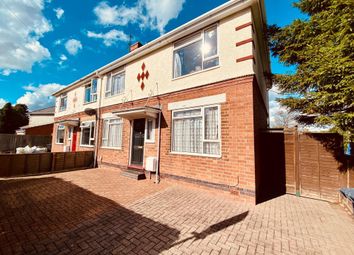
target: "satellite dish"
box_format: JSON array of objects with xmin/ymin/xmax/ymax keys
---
[{"xmin": 84, "ymin": 108, "xmax": 96, "ymax": 116}]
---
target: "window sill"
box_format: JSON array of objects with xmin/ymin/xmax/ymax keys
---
[
  {"xmin": 83, "ymin": 101, "xmax": 97, "ymax": 105},
  {"xmin": 55, "ymin": 142, "xmax": 64, "ymax": 145},
  {"xmin": 145, "ymin": 140, "xmax": 155, "ymax": 144},
  {"xmin": 105, "ymin": 91, "xmax": 125, "ymax": 99},
  {"xmin": 169, "ymin": 151, "xmax": 221, "ymax": 158},
  {"xmin": 101, "ymin": 146, "xmax": 123, "ymax": 150},
  {"xmin": 172, "ymin": 65, "xmax": 220, "ymax": 81},
  {"xmin": 80, "ymin": 144, "xmax": 94, "ymax": 148}
]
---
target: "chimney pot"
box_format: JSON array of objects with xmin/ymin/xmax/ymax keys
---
[{"xmin": 130, "ymin": 42, "xmax": 143, "ymax": 52}]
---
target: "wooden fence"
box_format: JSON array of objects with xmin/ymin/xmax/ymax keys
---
[
  {"xmin": 258, "ymin": 128, "xmax": 353, "ymax": 203},
  {"xmin": 0, "ymin": 134, "xmax": 52, "ymax": 153},
  {"xmin": 0, "ymin": 151, "xmax": 94, "ymax": 177}
]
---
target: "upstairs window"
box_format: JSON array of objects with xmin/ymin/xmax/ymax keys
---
[
  {"xmin": 173, "ymin": 25, "xmax": 219, "ymax": 78},
  {"xmin": 105, "ymin": 72, "xmax": 125, "ymax": 97},
  {"xmin": 56, "ymin": 125, "xmax": 65, "ymax": 144},
  {"xmin": 80, "ymin": 121, "xmax": 95, "ymax": 146},
  {"xmin": 84, "ymin": 79, "xmax": 98, "ymax": 103},
  {"xmin": 59, "ymin": 94, "xmax": 67, "ymax": 112}
]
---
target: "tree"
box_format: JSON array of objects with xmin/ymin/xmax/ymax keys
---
[
  {"xmin": 272, "ymin": 108, "xmax": 297, "ymax": 129},
  {"xmin": 0, "ymin": 103, "xmax": 29, "ymax": 134},
  {"xmin": 268, "ymin": 0, "xmax": 354, "ymax": 144}
]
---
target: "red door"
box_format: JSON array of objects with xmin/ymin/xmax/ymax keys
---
[{"xmin": 72, "ymin": 131, "xmax": 77, "ymax": 152}]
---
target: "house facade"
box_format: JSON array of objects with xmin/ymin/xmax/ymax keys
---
[
  {"xmin": 52, "ymin": 0, "xmax": 271, "ymax": 203},
  {"xmin": 17, "ymin": 106, "xmax": 54, "ymax": 136}
]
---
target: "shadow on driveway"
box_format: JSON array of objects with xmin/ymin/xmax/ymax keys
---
[{"xmin": 0, "ymin": 177, "xmax": 180, "ymax": 254}]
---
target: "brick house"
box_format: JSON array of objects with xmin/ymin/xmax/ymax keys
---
[
  {"xmin": 52, "ymin": 0, "xmax": 271, "ymax": 203},
  {"xmin": 17, "ymin": 106, "xmax": 54, "ymax": 136}
]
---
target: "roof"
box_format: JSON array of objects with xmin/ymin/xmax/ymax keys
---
[
  {"xmin": 30, "ymin": 106, "xmax": 55, "ymax": 115},
  {"xmin": 53, "ymin": 0, "xmax": 265, "ymax": 97}
]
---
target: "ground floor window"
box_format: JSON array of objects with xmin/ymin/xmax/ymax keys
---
[
  {"xmin": 172, "ymin": 105, "xmax": 220, "ymax": 156},
  {"xmin": 56, "ymin": 125, "xmax": 65, "ymax": 144},
  {"xmin": 80, "ymin": 121, "xmax": 95, "ymax": 146},
  {"xmin": 145, "ymin": 118, "xmax": 155, "ymax": 143},
  {"xmin": 102, "ymin": 118, "xmax": 123, "ymax": 148}
]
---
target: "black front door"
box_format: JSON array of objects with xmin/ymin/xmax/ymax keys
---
[{"xmin": 131, "ymin": 118, "xmax": 145, "ymax": 166}]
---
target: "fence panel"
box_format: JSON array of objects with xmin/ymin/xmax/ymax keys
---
[
  {"xmin": 0, "ymin": 151, "xmax": 94, "ymax": 177},
  {"xmin": 0, "ymin": 134, "xmax": 52, "ymax": 153}
]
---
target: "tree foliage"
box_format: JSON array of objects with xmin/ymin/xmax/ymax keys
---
[
  {"xmin": 0, "ymin": 103, "xmax": 29, "ymax": 134},
  {"xmin": 268, "ymin": 0, "xmax": 354, "ymax": 143}
]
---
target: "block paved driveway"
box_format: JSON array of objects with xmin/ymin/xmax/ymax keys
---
[{"xmin": 0, "ymin": 168, "xmax": 353, "ymax": 255}]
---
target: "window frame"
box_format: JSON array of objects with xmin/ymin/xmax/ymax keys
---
[
  {"xmin": 84, "ymin": 79, "xmax": 98, "ymax": 104},
  {"xmin": 172, "ymin": 24, "xmax": 219, "ymax": 79},
  {"xmin": 145, "ymin": 118, "xmax": 155, "ymax": 143},
  {"xmin": 56, "ymin": 125, "xmax": 65, "ymax": 144},
  {"xmin": 101, "ymin": 117, "xmax": 123, "ymax": 149},
  {"xmin": 59, "ymin": 94, "xmax": 67, "ymax": 112},
  {"xmin": 171, "ymin": 104, "xmax": 221, "ymax": 158},
  {"xmin": 80, "ymin": 121, "xmax": 95, "ymax": 147},
  {"xmin": 105, "ymin": 71, "xmax": 125, "ymax": 98}
]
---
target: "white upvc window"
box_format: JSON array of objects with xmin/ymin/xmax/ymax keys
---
[
  {"xmin": 84, "ymin": 79, "xmax": 98, "ymax": 103},
  {"xmin": 171, "ymin": 105, "xmax": 221, "ymax": 157},
  {"xmin": 173, "ymin": 25, "xmax": 219, "ymax": 78},
  {"xmin": 59, "ymin": 94, "xmax": 67, "ymax": 112},
  {"xmin": 101, "ymin": 118, "xmax": 123, "ymax": 148},
  {"xmin": 105, "ymin": 71, "xmax": 125, "ymax": 97},
  {"xmin": 80, "ymin": 121, "xmax": 95, "ymax": 146},
  {"xmin": 145, "ymin": 118, "xmax": 155, "ymax": 143},
  {"xmin": 56, "ymin": 125, "xmax": 65, "ymax": 144}
]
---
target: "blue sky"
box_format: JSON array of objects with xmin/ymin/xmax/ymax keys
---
[{"xmin": 0, "ymin": 0, "xmax": 306, "ymax": 111}]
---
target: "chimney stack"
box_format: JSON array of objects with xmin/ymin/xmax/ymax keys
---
[{"xmin": 130, "ymin": 42, "xmax": 143, "ymax": 52}]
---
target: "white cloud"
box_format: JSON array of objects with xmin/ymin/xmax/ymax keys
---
[
  {"xmin": 93, "ymin": 0, "xmax": 186, "ymax": 34},
  {"xmin": 65, "ymin": 39, "xmax": 82, "ymax": 55},
  {"xmin": 17, "ymin": 83, "xmax": 65, "ymax": 110},
  {"xmin": 54, "ymin": 7, "xmax": 64, "ymax": 19},
  {"xmin": 53, "ymin": 7, "xmax": 64, "ymax": 19},
  {"xmin": 0, "ymin": 0, "xmax": 52, "ymax": 75},
  {"xmin": 87, "ymin": 29, "xmax": 129, "ymax": 46},
  {"xmin": 58, "ymin": 54, "xmax": 68, "ymax": 65},
  {"xmin": 0, "ymin": 98, "xmax": 7, "ymax": 108}
]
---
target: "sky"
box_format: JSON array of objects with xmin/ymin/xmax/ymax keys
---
[{"xmin": 0, "ymin": 0, "xmax": 306, "ymax": 117}]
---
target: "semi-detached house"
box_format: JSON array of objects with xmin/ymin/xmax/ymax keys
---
[{"xmin": 52, "ymin": 0, "xmax": 271, "ymax": 203}]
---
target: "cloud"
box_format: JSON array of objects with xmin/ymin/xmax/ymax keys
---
[
  {"xmin": 0, "ymin": 98, "xmax": 7, "ymax": 108},
  {"xmin": 93, "ymin": 0, "xmax": 186, "ymax": 34},
  {"xmin": 58, "ymin": 54, "xmax": 68, "ymax": 65},
  {"xmin": 65, "ymin": 39, "xmax": 82, "ymax": 55},
  {"xmin": 87, "ymin": 29, "xmax": 129, "ymax": 46},
  {"xmin": 54, "ymin": 7, "xmax": 64, "ymax": 19},
  {"xmin": 0, "ymin": 0, "xmax": 52, "ymax": 75},
  {"xmin": 17, "ymin": 83, "xmax": 65, "ymax": 110}
]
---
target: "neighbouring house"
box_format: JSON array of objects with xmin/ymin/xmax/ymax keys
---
[
  {"xmin": 52, "ymin": 0, "xmax": 271, "ymax": 203},
  {"xmin": 17, "ymin": 106, "xmax": 55, "ymax": 136}
]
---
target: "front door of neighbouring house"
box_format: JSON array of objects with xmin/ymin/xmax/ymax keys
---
[
  {"xmin": 131, "ymin": 118, "xmax": 145, "ymax": 166},
  {"xmin": 71, "ymin": 129, "xmax": 77, "ymax": 152}
]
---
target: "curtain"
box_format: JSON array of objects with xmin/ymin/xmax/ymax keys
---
[
  {"xmin": 174, "ymin": 52, "xmax": 182, "ymax": 78},
  {"xmin": 173, "ymin": 117, "xmax": 202, "ymax": 153},
  {"xmin": 204, "ymin": 106, "xmax": 219, "ymax": 155}
]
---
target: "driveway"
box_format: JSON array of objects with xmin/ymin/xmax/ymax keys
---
[{"xmin": 0, "ymin": 168, "xmax": 353, "ymax": 255}]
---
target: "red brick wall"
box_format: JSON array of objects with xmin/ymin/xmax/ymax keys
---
[
  {"xmin": 25, "ymin": 124, "xmax": 53, "ymax": 136},
  {"xmin": 53, "ymin": 75, "xmax": 267, "ymax": 203}
]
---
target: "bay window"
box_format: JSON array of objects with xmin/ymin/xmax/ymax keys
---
[
  {"xmin": 84, "ymin": 79, "xmax": 98, "ymax": 103},
  {"xmin": 105, "ymin": 72, "xmax": 125, "ymax": 97},
  {"xmin": 102, "ymin": 118, "xmax": 123, "ymax": 148},
  {"xmin": 173, "ymin": 25, "xmax": 219, "ymax": 78},
  {"xmin": 56, "ymin": 125, "xmax": 65, "ymax": 144},
  {"xmin": 172, "ymin": 105, "xmax": 220, "ymax": 156},
  {"xmin": 80, "ymin": 121, "xmax": 95, "ymax": 146}
]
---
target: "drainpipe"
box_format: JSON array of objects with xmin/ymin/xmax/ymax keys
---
[
  {"xmin": 155, "ymin": 106, "xmax": 162, "ymax": 184},
  {"xmin": 93, "ymin": 71, "xmax": 103, "ymax": 168}
]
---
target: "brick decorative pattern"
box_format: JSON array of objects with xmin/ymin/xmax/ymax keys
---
[
  {"xmin": 1, "ymin": 168, "xmax": 353, "ymax": 255},
  {"xmin": 236, "ymin": 55, "xmax": 254, "ymax": 63},
  {"xmin": 235, "ymin": 22, "xmax": 253, "ymax": 31},
  {"xmin": 235, "ymin": 38, "xmax": 254, "ymax": 47}
]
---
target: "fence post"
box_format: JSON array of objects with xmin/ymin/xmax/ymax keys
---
[
  {"xmin": 51, "ymin": 153, "xmax": 56, "ymax": 172},
  {"xmin": 294, "ymin": 126, "xmax": 300, "ymax": 196}
]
